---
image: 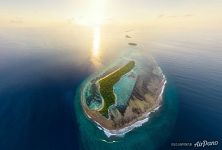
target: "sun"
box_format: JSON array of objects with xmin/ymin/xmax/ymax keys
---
[{"xmin": 74, "ymin": 0, "xmax": 107, "ymax": 27}]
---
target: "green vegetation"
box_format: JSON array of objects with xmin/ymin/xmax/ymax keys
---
[{"xmin": 99, "ymin": 61, "xmax": 135, "ymax": 118}]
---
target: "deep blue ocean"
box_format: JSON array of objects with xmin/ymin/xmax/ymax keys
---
[{"xmin": 0, "ymin": 27, "xmax": 222, "ymax": 150}]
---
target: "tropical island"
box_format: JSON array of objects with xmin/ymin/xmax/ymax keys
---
[
  {"xmin": 81, "ymin": 52, "xmax": 166, "ymax": 137},
  {"xmin": 99, "ymin": 61, "xmax": 135, "ymax": 117}
]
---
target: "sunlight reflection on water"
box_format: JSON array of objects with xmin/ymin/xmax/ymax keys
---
[{"xmin": 91, "ymin": 26, "xmax": 102, "ymax": 68}]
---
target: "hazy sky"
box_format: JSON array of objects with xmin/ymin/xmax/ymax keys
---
[{"xmin": 0, "ymin": 0, "xmax": 222, "ymax": 27}]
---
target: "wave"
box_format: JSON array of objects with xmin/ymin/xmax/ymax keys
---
[
  {"xmin": 100, "ymin": 139, "xmax": 119, "ymax": 143},
  {"xmin": 94, "ymin": 75, "xmax": 167, "ymax": 138},
  {"xmin": 95, "ymin": 80, "xmax": 165, "ymax": 138},
  {"xmin": 94, "ymin": 76, "xmax": 167, "ymax": 138}
]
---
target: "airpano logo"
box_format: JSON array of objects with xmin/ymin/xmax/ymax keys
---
[
  {"xmin": 194, "ymin": 140, "xmax": 218, "ymax": 148},
  {"xmin": 170, "ymin": 140, "xmax": 219, "ymax": 148}
]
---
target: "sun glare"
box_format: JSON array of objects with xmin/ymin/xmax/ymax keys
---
[
  {"xmin": 74, "ymin": 0, "xmax": 106, "ymax": 67},
  {"xmin": 75, "ymin": 0, "xmax": 106, "ymax": 27},
  {"xmin": 91, "ymin": 26, "xmax": 102, "ymax": 68},
  {"xmin": 92, "ymin": 26, "xmax": 100, "ymax": 56}
]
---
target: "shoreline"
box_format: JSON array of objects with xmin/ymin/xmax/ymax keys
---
[
  {"xmin": 97, "ymin": 105, "xmax": 160, "ymax": 138},
  {"xmin": 94, "ymin": 77, "xmax": 167, "ymax": 137},
  {"xmin": 81, "ymin": 75, "xmax": 167, "ymax": 137}
]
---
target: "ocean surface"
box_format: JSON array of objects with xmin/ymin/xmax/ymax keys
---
[{"xmin": 0, "ymin": 26, "xmax": 222, "ymax": 150}]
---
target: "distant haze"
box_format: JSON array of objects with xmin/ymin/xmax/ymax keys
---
[{"xmin": 0, "ymin": 0, "xmax": 222, "ymax": 28}]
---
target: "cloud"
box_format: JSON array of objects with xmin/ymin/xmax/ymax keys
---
[
  {"xmin": 158, "ymin": 14, "xmax": 194, "ymax": 19},
  {"xmin": 158, "ymin": 14, "xmax": 165, "ymax": 18},
  {"xmin": 9, "ymin": 17, "xmax": 23, "ymax": 24}
]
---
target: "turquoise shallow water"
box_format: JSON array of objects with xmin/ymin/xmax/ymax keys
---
[
  {"xmin": 113, "ymin": 68, "xmax": 137, "ymax": 106},
  {"xmin": 1, "ymin": 27, "xmax": 222, "ymax": 150},
  {"xmin": 74, "ymin": 76, "xmax": 178, "ymax": 150},
  {"xmin": 83, "ymin": 58, "xmax": 131, "ymax": 110}
]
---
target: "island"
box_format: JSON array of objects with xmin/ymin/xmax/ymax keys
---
[
  {"xmin": 99, "ymin": 61, "xmax": 135, "ymax": 118},
  {"xmin": 81, "ymin": 52, "xmax": 166, "ymax": 137},
  {"xmin": 128, "ymin": 42, "xmax": 138, "ymax": 46},
  {"xmin": 125, "ymin": 35, "xmax": 132, "ymax": 38}
]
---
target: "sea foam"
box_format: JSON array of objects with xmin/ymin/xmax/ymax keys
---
[{"xmin": 96, "ymin": 76, "xmax": 167, "ymax": 138}]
